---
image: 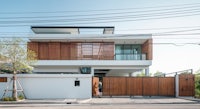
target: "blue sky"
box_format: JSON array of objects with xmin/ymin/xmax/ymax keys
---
[{"xmin": 0, "ymin": 0, "xmax": 200, "ymax": 73}]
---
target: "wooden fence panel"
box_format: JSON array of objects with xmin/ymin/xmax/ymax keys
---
[
  {"xmin": 158, "ymin": 77, "xmax": 175, "ymax": 96},
  {"xmin": 102, "ymin": 75, "xmax": 194, "ymax": 97},
  {"xmin": 179, "ymin": 74, "xmax": 195, "ymax": 96},
  {"xmin": 102, "ymin": 77, "xmax": 110, "ymax": 96},
  {"xmin": 109, "ymin": 77, "xmax": 127, "ymax": 96},
  {"xmin": 127, "ymin": 77, "xmax": 143, "ymax": 96},
  {"xmin": 143, "ymin": 78, "xmax": 159, "ymax": 96}
]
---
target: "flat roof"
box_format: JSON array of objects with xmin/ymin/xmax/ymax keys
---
[{"xmin": 31, "ymin": 26, "xmax": 115, "ymax": 34}]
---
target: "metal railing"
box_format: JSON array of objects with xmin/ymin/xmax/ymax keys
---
[{"xmin": 114, "ymin": 54, "xmax": 146, "ymax": 60}]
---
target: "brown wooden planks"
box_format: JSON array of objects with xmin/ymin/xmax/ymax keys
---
[
  {"xmin": 102, "ymin": 43, "xmax": 114, "ymax": 60},
  {"xmin": 48, "ymin": 42, "xmax": 60, "ymax": 60},
  {"xmin": 179, "ymin": 74, "xmax": 195, "ymax": 96},
  {"xmin": 143, "ymin": 77, "xmax": 159, "ymax": 96},
  {"xmin": 109, "ymin": 77, "xmax": 127, "ymax": 96},
  {"xmin": 158, "ymin": 77, "xmax": 175, "ymax": 96},
  {"xmin": 92, "ymin": 77, "xmax": 99, "ymax": 96},
  {"xmin": 0, "ymin": 77, "xmax": 7, "ymax": 82},
  {"xmin": 60, "ymin": 43, "xmax": 70, "ymax": 60},
  {"xmin": 39, "ymin": 42, "xmax": 49, "ymax": 60},
  {"xmin": 127, "ymin": 77, "xmax": 143, "ymax": 96},
  {"xmin": 102, "ymin": 77, "xmax": 110, "ymax": 96}
]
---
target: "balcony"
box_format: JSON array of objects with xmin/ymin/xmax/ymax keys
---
[{"xmin": 115, "ymin": 54, "xmax": 146, "ymax": 60}]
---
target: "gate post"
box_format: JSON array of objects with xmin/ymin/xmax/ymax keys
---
[{"xmin": 175, "ymin": 74, "xmax": 179, "ymax": 97}]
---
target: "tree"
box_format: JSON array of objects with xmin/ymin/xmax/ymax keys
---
[
  {"xmin": 154, "ymin": 70, "xmax": 165, "ymax": 77},
  {"xmin": 0, "ymin": 38, "xmax": 37, "ymax": 101}
]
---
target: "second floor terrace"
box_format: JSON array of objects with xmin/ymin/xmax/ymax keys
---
[{"xmin": 28, "ymin": 40, "xmax": 152, "ymax": 61}]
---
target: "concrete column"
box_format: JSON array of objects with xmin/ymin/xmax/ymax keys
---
[
  {"xmin": 129, "ymin": 73, "xmax": 133, "ymax": 77},
  {"xmin": 145, "ymin": 68, "xmax": 149, "ymax": 76},
  {"xmin": 91, "ymin": 67, "xmax": 94, "ymax": 76},
  {"xmin": 175, "ymin": 74, "xmax": 179, "ymax": 97}
]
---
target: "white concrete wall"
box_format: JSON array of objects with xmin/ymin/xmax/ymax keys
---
[
  {"xmin": 0, "ymin": 74, "xmax": 92, "ymax": 99},
  {"xmin": 34, "ymin": 66, "xmax": 79, "ymax": 73}
]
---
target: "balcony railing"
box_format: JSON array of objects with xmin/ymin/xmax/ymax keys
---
[{"xmin": 115, "ymin": 54, "xmax": 146, "ymax": 60}]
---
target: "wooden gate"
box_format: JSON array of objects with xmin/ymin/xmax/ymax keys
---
[
  {"xmin": 102, "ymin": 75, "xmax": 194, "ymax": 97},
  {"xmin": 179, "ymin": 74, "xmax": 195, "ymax": 96},
  {"xmin": 103, "ymin": 77, "xmax": 175, "ymax": 96}
]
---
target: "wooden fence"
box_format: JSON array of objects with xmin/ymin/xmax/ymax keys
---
[{"xmin": 102, "ymin": 74, "xmax": 194, "ymax": 97}]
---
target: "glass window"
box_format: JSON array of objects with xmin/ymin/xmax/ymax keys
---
[
  {"xmin": 115, "ymin": 44, "xmax": 142, "ymax": 60},
  {"xmin": 115, "ymin": 45, "xmax": 123, "ymax": 54},
  {"xmin": 124, "ymin": 45, "xmax": 131, "ymax": 54}
]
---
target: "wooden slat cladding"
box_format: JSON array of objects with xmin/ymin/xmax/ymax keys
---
[
  {"xmin": 27, "ymin": 42, "xmax": 38, "ymax": 59},
  {"xmin": 39, "ymin": 42, "xmax": 49, "ymax": 60},
  {"xmin": 102, "ymin": 43, "xmax": 114, "ymax": 60},
  {"xmin": 143, "ymin": 78, "xmax": 159, "ymax": 96},
  {"xmin": 127, "ymin": 77, "xmax": 143, "ymax": 95},
  {"xmin": 104, "ymin": 77, "xmax": 127, "ymax": 96},
  {"xmin": 103, "ymin": 77, "xmax": 176, "ymax": 96},
  {"xmin": 179, "ymin": 74, "xmax": 195, "ymax": 96},
  {"xmin": 48, "ymin": 42, "xmax": 60, "ymax": 60},
  {"xmin": 60, "ymin": 43, "xmax": 70, "ymax": 60},
  {"xmin": 142, "ymin": 39, "xmax": 153, "ymax": 60},
  {"xmin": 70, "ymin": 43, "xmax": 78, "ymax": 60},
  {"xmin": 102, "ymin": 77, "xmax": 110, "ymax": 96},
  {"xmin": 158, "ymin": 77, "xmax": 175, "ymax": 96},
  {"xmin": 28, "ymin": 42, "xmax": 115, "ymax": 60}
]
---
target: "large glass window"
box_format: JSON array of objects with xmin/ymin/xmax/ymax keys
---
[{"xmin": 115, "ymin": 44, "xmax": 142, "ymax": 60}]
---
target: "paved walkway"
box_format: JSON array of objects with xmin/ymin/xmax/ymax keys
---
[{"xmin": 0, "ymin": 97, "xmax": 199, "ymax": 105}]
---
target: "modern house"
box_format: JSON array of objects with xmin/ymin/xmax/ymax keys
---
[{"xmin": 0, "ymin": 26, "xmax": 153, "ymax": 99}]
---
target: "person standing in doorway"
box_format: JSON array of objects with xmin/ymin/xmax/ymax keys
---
[{"xmin": 98, "ymin": 80, "xmax": 102, "ymax": 98}]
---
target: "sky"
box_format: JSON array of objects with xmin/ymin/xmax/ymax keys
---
[{"xmin": 0, "ymin": 0, "xmax": 200, "ymax": 74}]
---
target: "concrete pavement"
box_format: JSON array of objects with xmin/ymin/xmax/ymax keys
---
[{"xmin": 0, "ymin": 96, "xmax": 199, "ymax": 105}]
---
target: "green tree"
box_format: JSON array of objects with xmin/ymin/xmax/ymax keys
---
[
  {"xmin": 154, "ymin": 70, "xmax": 165, "ymax": 77},
  {"xmin": 136, "ymin": 72, "xmax": 146, "ymax": 77},
  {"xmin": 0, "ymin": 38, "xmax": 37, "ymax": 101}
]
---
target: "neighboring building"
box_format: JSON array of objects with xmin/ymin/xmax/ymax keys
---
[{"xmin": 0, "ymin": 26, "xmax": 153, "ymax": 99}]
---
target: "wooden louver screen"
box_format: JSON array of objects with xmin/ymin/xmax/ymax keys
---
[{"xmin": 28, "ymin": 42, "xmax": 114, "ymax": 60}]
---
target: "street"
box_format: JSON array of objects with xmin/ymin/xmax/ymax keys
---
[{"xmin": 1, "ymin": 104, "xmax": 200, "ymax": 109}]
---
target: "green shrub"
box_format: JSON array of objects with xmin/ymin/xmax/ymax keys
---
[
  {"xmin": 3, "ymin": 97, "xmax": 10, "ymax": 101},
  {"xmin": 9, "ymin": 97, "xmax": 14, "ymax": 101},
  {"xmin": 18, "ymin": 94, "xmax": 24, "ymax": 100},
  {"xmin": 2, "ymin": 97, "xmax": 14, "ymax": 101}
]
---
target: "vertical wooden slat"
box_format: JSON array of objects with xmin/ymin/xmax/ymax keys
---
[
  {"xmin": 39, "ymin": 42, "xmax": 49, "ymax": 60},
  {"xmin": 158, "ymin": 77, "xmax": 175, "ymax": 96},
  {"xmin": 60, "ymin": 43, "xmax": 70, "ymax": 60},
  {"xmin": 179, "ymin": 74, "xmax": 195, "ymax": 96},
  {"xmin": 102, "ymin": 77, "xmax": 110, "ymax": 96},
  {"xmin": 70, "ymin": 43, "xmax": 78, "ymax": 60},
  {"xmin": 92, "ymin": 77, "xmax": 99, "ymax": 96},
  {"xmin": 102, "ymin": 42, "xmax": 114, "ymax": 60},
  {"xmin": 127, "ymin": 77, "xmax": 143, "ymax": 96},
  {"xmin": 48, "ymin": 42, "xmax": 60, "ymax": 60},
  {"xmin": 143, "ymin": 77, "xmax": 159, "ymax": 96}
]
